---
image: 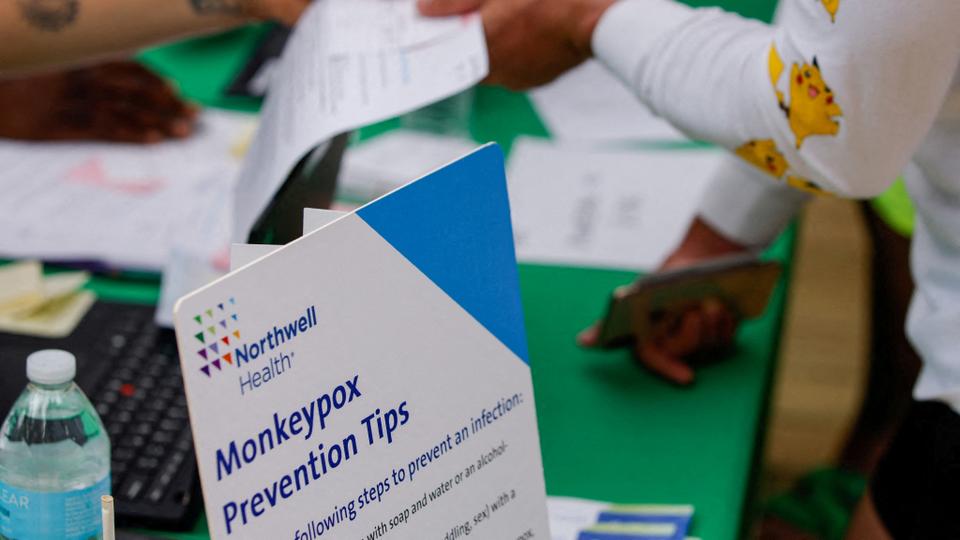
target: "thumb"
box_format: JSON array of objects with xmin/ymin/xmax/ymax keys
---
[
  {"xmin": 576, "ymin": 323, "xmax": 601, "ymax": 348},
  {"xmin": 637, "ymin": 341, "xmax": 695, "ymax": 386}
]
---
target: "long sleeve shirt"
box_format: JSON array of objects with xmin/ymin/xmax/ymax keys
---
[{"xmin": 591, "ymin": 0, "xmax": 960, "ymax": 411}]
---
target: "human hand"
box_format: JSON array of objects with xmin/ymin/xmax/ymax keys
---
[
  {"xmin": 578, "ymin": 217, "xmax": 749, "ymax": 385},
  {"xmin": 417, "ymin": 0, "xmax": 616, "ymax": 89},
  {"xmin": 0, "ymin": 61, "xmax": 197, "ymax": 144},
  {"xmin": 235, "ymin": 0, "xmax": 312, "ymax": 26}
]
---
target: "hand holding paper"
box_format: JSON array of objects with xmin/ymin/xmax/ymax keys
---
[
  {"xmin": 233, "ymin": 0, "xmax": 488, "ymax": 240},
  {"xmin": 418, "ymin": 0, "xmax": 615, "ymax": 89}
]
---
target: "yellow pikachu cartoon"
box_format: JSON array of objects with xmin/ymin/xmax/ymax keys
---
[
  {"xmin": 769, "ymin": 45, "xmax": 786, "ymax": 104},
  {"xmin": 788, "ymin": 58, "xmax": 842, "ymax": 148},
  {"xmin": 821, "ymin": 0, "xmax": 840, "ymax": 22},
  {"xmin": 736, "ymin": 139, "xmax": 789, "ymax": 178},
  {"xmin": 769, "ymin": 45, "xmax": 843, "ymax": 149}
]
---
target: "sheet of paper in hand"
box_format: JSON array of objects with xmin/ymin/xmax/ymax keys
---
[{"xmin": 233, "ymin": 0, "xmax": 488, "ymax": 241}]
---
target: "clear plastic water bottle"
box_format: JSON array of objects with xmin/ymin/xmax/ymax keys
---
[{"xmin": 0, "ymin": 349, "xmax": 111, "ymax": 539}]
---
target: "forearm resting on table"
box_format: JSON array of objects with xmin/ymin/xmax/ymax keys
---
[{"xmin": 0, "ymin": 0, "xmax": 247, "ymax": 74}]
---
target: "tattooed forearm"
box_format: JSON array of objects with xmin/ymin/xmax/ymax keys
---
[
  {"xmin": 189, "ymin": 0, "xmax": 247, "ymax": 16},
  {"xmin": 17, "ymin": 0, "xmax": 79, "ymax": 32}
]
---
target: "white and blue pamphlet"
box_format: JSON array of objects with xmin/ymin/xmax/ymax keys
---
[{"xmin": 173, "ymin": 144, "xmax": 549, "ymax": 539}]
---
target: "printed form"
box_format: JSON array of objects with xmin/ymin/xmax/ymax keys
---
[
  {"xmin": 0, "ymin": 110, "xmax": 254, "ymax": 271},
  {"xmin": 233, "ymin": 0, "xmax": 488, "ymax": 240},
  {"xmin": 507, "ymin": 138, "xmax": 721, "ymax": 271}
]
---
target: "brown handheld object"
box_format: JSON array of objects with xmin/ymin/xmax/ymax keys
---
[{"xmin": 596, "ymin": 253, "xmax": 782, "ymax": 348}]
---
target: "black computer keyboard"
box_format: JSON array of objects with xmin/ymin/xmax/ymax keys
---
[{"xmin": 0, "ymin": 302, "xmax": 201, "ymax": 530}]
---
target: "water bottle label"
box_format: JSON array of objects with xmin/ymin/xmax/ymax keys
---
[{"xmin": 0, "ymin": 474, "xmax": 110, "ymax": 540}]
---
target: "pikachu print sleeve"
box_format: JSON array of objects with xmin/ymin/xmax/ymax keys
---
[{"xmin": 592, "ymin": 0, "xmax": 960, "ymax": 201}]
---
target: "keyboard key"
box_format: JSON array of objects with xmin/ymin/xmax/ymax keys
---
[
  {"xmin": 111, "ymin": 460, "xmax": 128, "ymax": 477},
  {"xmin": 110, "ymin": 334, "xmax": 128, "ymax": 350},
  {"xmin": 120, "ymin": 475, "xmax": 147, "ymax": 499},
  {"xmin": 120, "ymin": 434, "xmax": 145, "ymax": 449},
  {"xmin": 147, "ymin": 486, "xmax": 165, "ymax": 503},
  {"xmin": 151, "ymin": 431, "xmax": 174, "ymax": 445},
  {"xmin": 130, "ymin": 344, "xmax": 150, "ymax": 359},
  {"xmin": 175, "ymin": 438, "xmax": 192, "ymax": 453},
  {"xmin": 118, "ymin": 399, "xmax": 138, "ymax": 412},
  {"xmin": 146, "ymin": 400, "xmax": 168, "ymax": 412},
  {"xmin": 136, "ymin": 456, "xmax": 160, "ymax": 471},
  {"xmin": 136, "ymin": 410, "xmax": 160, "ymax": 424},
  {"xmin": 167, "ymin": 407, "xmax": 188, "ymax": 420},
  {"xmin": 119, "ymin": 384, "xmax": 136, "ymax": 398},
  {"xmin": 113, "ymin": 447, "xmax": 136, "ymax": 462}
]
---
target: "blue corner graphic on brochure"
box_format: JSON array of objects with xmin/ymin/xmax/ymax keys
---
[{"xmin": 356, "ymin": 144, "xmax": 530, "ymax": 364}]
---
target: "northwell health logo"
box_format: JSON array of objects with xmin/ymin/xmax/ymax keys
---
[
  {"xmin": 192, "ymin": 297, "xmax": 241, "ymax": 378},
  {"xmin": 192, "ymin": 297, "xmax": 320, "ymax": 391}
]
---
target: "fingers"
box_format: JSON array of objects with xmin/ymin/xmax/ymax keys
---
[
  {"xmin": 630, "ymin": 299, "xmax": 739, "ymax": 385},
  {"xmin": 63, "ymin": 61, "xmax": 197, "ymax": 142},
  {"xmin": 576, "ymin": 323, "xmax": 600, "ymax": 348},
  {"xmin": 700, "ymin": 298, "xmax": 737, "ymax": 348},
  {"xmin": 637, "ymin": 341, "xmax": 695, "ymax": 386},
  {"xmin": 656, "ymin": 301, "xmax": 738, "ymax": 357},
  {"xmin": 417, "ymin": 0, "xmax": 483, "ymax": 17},
  {"xmin": 660, "ymin": 309, "xmax": 705, "ymax": 357}
]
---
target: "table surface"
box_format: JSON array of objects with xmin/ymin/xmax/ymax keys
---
[{"xmin": 126, "ymin": 2, "xmax": 790, "ymax": 538}]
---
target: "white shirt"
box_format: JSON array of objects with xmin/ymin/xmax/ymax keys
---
[{"xmin": 591, "ymin": 0, "xmax": 960, "ymax": 411}]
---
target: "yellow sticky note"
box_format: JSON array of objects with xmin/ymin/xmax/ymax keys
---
[
  {"xmin": 0, "ymin": 261, "xmax": 43, "ymax": 313},
  {"xmin": 0, "ymin": 290, "xmax": 95, "ymax": 338}
]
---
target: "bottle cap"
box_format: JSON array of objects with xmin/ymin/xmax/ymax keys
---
[{"xmin": 26, "ymin": 349, "xmax": 76, "ymax": 385}]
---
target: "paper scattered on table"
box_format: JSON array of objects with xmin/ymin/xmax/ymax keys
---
[
  {"xmin": 530, "ymin": 61, "xmax": 685, "ymax": 143},
  {"xmin": 338, "ymin": 130, "xmax": 478, "ymax": 203},
  {"xmin": 0, "ymin": 110, "xmax": 255, "ymax": 271},
  {"xmin": 0, "ymin": 260, "xmax": 93, "ymax": 338},
  {"xmin": 507, "ymin": 138, "xmax": 721, "ymax": 271},
  {"xmin": 233, "ymin": 0, "xmax": 488, "ymax": 240},
  {"xmin": 548, "ymin": 497, "xmax": 694, "ymax": 540}
]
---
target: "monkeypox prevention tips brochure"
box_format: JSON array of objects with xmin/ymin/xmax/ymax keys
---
[{"xmin": 173, "ymin": 145, "xmax": 550, "ymax": 539}]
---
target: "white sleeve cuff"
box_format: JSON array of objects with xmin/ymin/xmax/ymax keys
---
[
  {"xmin": 592, "ymin": 0, "xmax": 696, "ymax": 88},
  {"xmin": 698, "ymin": 157, "xmax": 810, "ymax": 247}
]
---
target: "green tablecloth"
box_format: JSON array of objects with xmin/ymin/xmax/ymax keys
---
[{"xmin": 122, "ymin": 1, "xmax": 792, "ymax": 537}]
